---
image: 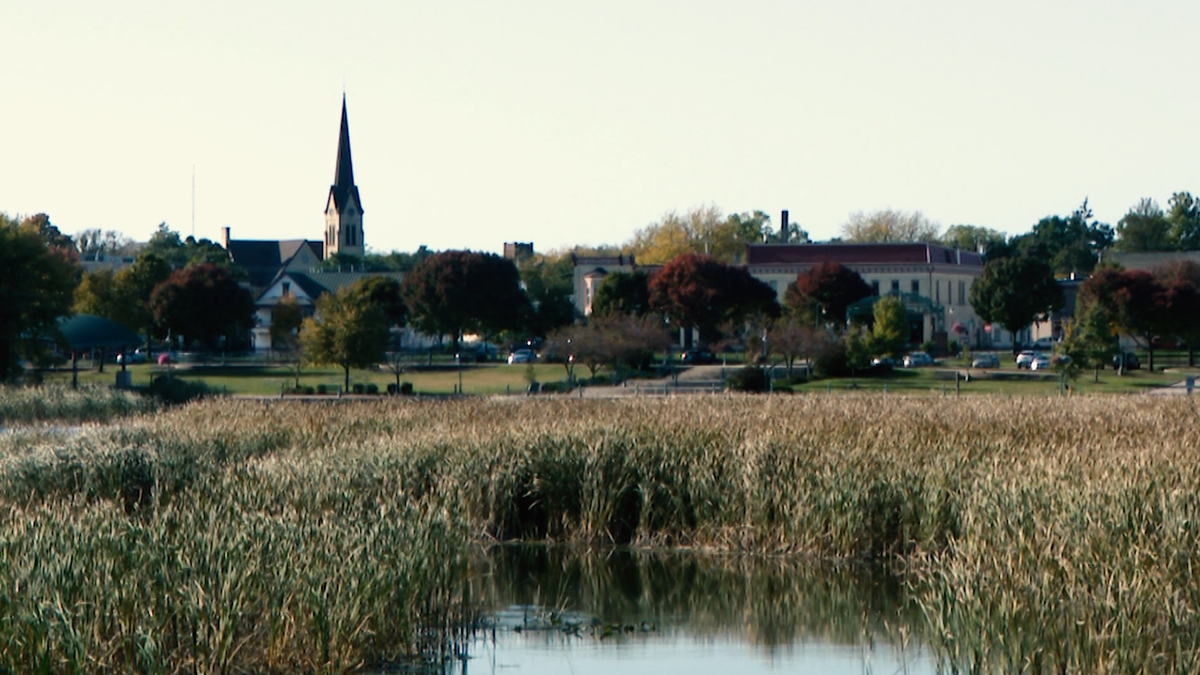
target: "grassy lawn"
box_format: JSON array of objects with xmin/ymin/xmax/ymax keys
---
[
  {"xmin": 37, "ymin": 355, "xmax": 1197, "ymax": 397},
  {"xmin": 788, "ymin": 367, "xmax": 1187, "ymax": 396},
  {"xmin": 39, "ymin": 361, "xmax": 579, "ymax": 396}
]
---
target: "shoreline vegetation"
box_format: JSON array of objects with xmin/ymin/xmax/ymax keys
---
[{"xmin": 2, "ymin": 389, "xmax": 1199, "ymax": 672}]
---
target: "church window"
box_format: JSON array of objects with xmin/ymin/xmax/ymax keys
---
[{"xmin": 282, "ymin": 282, "xmax": 291, "ymax": 297}]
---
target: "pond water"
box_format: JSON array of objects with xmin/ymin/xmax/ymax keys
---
[{"xmin": 448, "ymin": 545, "xmax": 935, "ymax": 675}]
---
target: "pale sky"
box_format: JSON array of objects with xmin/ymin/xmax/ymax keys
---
[{"xmin": 3, "ymin": 1, "xmax": 1198, "ymax": 256}]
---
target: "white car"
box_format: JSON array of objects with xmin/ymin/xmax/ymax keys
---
[
  {"xmin": 507, "ymin": 349, "xmax": 536, "ymax": 364},
  {"xmin": 1015, "ymin": 350, "xmax": 1039, "ymax": 369},
  {"xmin": 903, "ymin": 352, "xmax": 934, "ymax": 368},
  {"xmin": 1029, "ymin": 354, "xmax": 1052, "ymax": 371}
]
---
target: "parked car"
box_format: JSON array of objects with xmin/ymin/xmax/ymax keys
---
[
  {"xmin": 1015, "ymin": 350, "xmax": 1039, "ymax": 369},
  {"xmin": 1113, "ymin": 352, "xmax": 1141, "ymax": 370},
  {"xmin": 507, "ymin": 349, "xmax": 536, "ymax": 364},
  {"xmin": 680, "ymin": 350, "xmax": 716, "ymax": 365},
  {"xmin": 871, "ymin": 356, "xmax": 896, "ymax": 367},
  {"xmin": 469, "ymin": 343, "xmax": 499, "ymax": 362},
  {"xmin": 903, "ymin": 351, "xmax": 934, "ymax": 368},
  {"xmin": 1029, "ymin": 354, "xmax": 1053, "ymax": 371},
  {"xmin": 971, "ymin": 353, "xmax": 999, "ymax": 369}
]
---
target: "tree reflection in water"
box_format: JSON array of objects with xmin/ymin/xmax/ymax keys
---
[{"xmin": 463, "ymin": 544, "xmax": 929, "ymax": 673}]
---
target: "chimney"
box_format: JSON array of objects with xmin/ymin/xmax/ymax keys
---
[
  {"xmin": 780, "ymin": 210, "xmax": 789, "ymax": 243},
  {"xmin": 222, "ymin": 226, "xmax": 231, "ymax": 250}
]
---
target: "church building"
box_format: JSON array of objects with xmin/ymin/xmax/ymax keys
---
[
  {"xmin": 323, "ymin": 95, "xmax": 364, "ymax": 259},
  {"xmin": 222, "ymin": 96, "xmax": 396, "ymax": 352}
]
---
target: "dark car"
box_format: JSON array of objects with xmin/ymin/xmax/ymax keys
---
[{"xmin": 680, "ymin": 350, "xmax": 716, "ymax": 365}]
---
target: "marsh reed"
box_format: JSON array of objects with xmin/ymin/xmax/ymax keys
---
[
  {"xmin": 2, "ymin": 391, "xmax": 1199, "ymax": 672},
  {"xmin": 0, "ymin": 384, "xmax": 154, "ymax": 426}
]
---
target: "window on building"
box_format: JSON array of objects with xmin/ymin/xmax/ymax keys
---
[
  {"xmin": 282, "ymin": 282, "xmax": 291, "ymax": 297},
  {"xmin": 935, "ymin": 280, "xmax": 940, "ymax": 303},
  {"xmin": 911, "ymin": 280, "xmax": 920, "ymax": 295},
  {"xmin": 959, "ymin": 281, "xmax": 966, "ymax": 305},
  {"xmin": 891, "ymin": 280, "xmax": 900, "ymax": 294},
  {"xmin": 871, "ymin": 280, "xmax": 880, "ymax": 295}
]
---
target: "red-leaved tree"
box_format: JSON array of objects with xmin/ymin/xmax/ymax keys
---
[
  {"xmin": 648, "ymin": 253, "xmax": 778, "ymax": 345},
  {"xmin": 150, "ymin": 263, "xmax": 255, "ymax": 351},
  {"xmin": 784, "ymin": 262, "xmax": 873, "ymax": 329}
]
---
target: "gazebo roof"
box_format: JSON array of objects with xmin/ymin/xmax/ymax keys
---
[{"xmin": 58, "ymin": 314, "xmax": 142, "ymax": 350}]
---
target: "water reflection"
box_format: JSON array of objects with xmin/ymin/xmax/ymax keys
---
[{"xmin": 459, "ymin": 545, "xmax": 934, "ymax": 675}]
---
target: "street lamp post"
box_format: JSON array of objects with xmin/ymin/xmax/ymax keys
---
[{"xmin": 455, "ymin": 352, "xmax": 463, "ymax": 395}]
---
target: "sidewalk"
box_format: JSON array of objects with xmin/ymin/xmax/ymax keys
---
[{"xmin": 1147, "ymin": 378, "xmax": 1199, "ymax": 396}]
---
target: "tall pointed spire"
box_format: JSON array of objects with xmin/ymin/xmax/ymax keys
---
[
  {"xmin": 331, "ymin": 94, "xmax": 359, "ymax": 210},
  {"xmin": 334, "ymin": 96, "xmax": 354, "ymax": 189},
  {"xmin": 323, "ymin": 95, "xmax": 364, "ymax": 260}
]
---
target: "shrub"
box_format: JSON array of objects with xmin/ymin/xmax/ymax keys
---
[
  {"xmin": 366, "ymin": 383, "xmax": 379, "ymax": 395},
  {"xmin": 726, "ymin": 366, "xmax": 767, "ymax": 392},
  {"xmin": 814, "ymin": 340, "xmax": 850, "ymax": 378},
  {"xmin": 317, "ymin": 384, "xmax": 328, "ymax": 395},
  {"xmin": 145, "ymin": 376, "xmax": 212, "ymax": 405},
  {"xmin": 352, "ymin": 383, "xmax": 365, "ymax": 394},
  {"xmin": 399, "ymin": 382, "xmax": 414, "ymax": 395}
]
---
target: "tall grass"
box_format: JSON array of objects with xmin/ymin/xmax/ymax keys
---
[
  {"xmin": 3, "ymin": 395, "xmax": 1200, "ymax": 672},
  {"xmin": 0, "ymin": 384, "xmax": 155, "ymax": 425}
]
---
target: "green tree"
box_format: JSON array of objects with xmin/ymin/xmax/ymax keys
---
[
  {"xmin": 74, "ymin": 270, "xmax": 126, "ymax": 323},
  {"xmin": 300, "ymin": 286, "xmax": 390, "ymax": 392},
  {"xmin": 1167, "ymin": 191, "xmax": 1200, "ymax": 250},
  {"xmin": 346, "ymin": 276, "xmax": 407, "ymax": 327},
  {"xmin": 0, "ymin": 214, "xmax": 80, "ymax": 380},
  {"xmin": 150, "ymin": 263, "xmax": 255, "ymax": 350},
  {"xmin": 21, "ymin": 213, "xmax": 77, "ymax": 252},
  {"xmin": 841, "ymin": 209, "xmax": 940, "ymax": 243},
  {"xmin": 969, "ymin": 253, "xmax": 1063, "ymax": 355},
  {"xmin": 145, "ymin": 223, "xmax": 236, "ymax": 270},
  {"xmin": 114, "ymin": 253, "xmax": 172, "ymax": 349},
  {"xmin": 518, "ymin": 252, "xmax": 576, "ymax": 335},
  {"xmin": 1115, "ymin": 198, "xmax": 1171, "ymax": 252},
  {"xmin": 1013, "ymin": 200, "xmax": 1113, "ymax": 276},
  {"xmin": 400, "ymin": 250, "xmax": 530, "ymax": 351},
  {"xmin": 591, "ymin": 270, "xmax": 652, "ymax": 317},
  {"xmin": 940, "ymin": 225, "xmax": 1007, "ymax": 254},
  {"xmin": 844, "ymin": 330, "xmax": 872, "ymax": 383},
  {"xmin": 1059, "ymin": 302, "xmax": 1117, "ymax": 383},
  {"xmin": 868, "ymin": 296, "xmax": 908, "ymax": 359}
]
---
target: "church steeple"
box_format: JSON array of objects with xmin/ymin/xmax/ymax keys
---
[{"xmin": 324, "ymin": 95, "xmax": 364, "ymax": 260}]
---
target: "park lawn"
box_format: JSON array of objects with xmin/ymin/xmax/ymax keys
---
[
  {"xmin": 788, "ymin": 365, "xmax": 1188, "ymax": 396},
  {"xmin": 40, "ymin": 359, "xmax": 1191, "ymax": 397},
  {"xmin": 39, "ymin": 362, "xmax": 577, "ymax": 396}
]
